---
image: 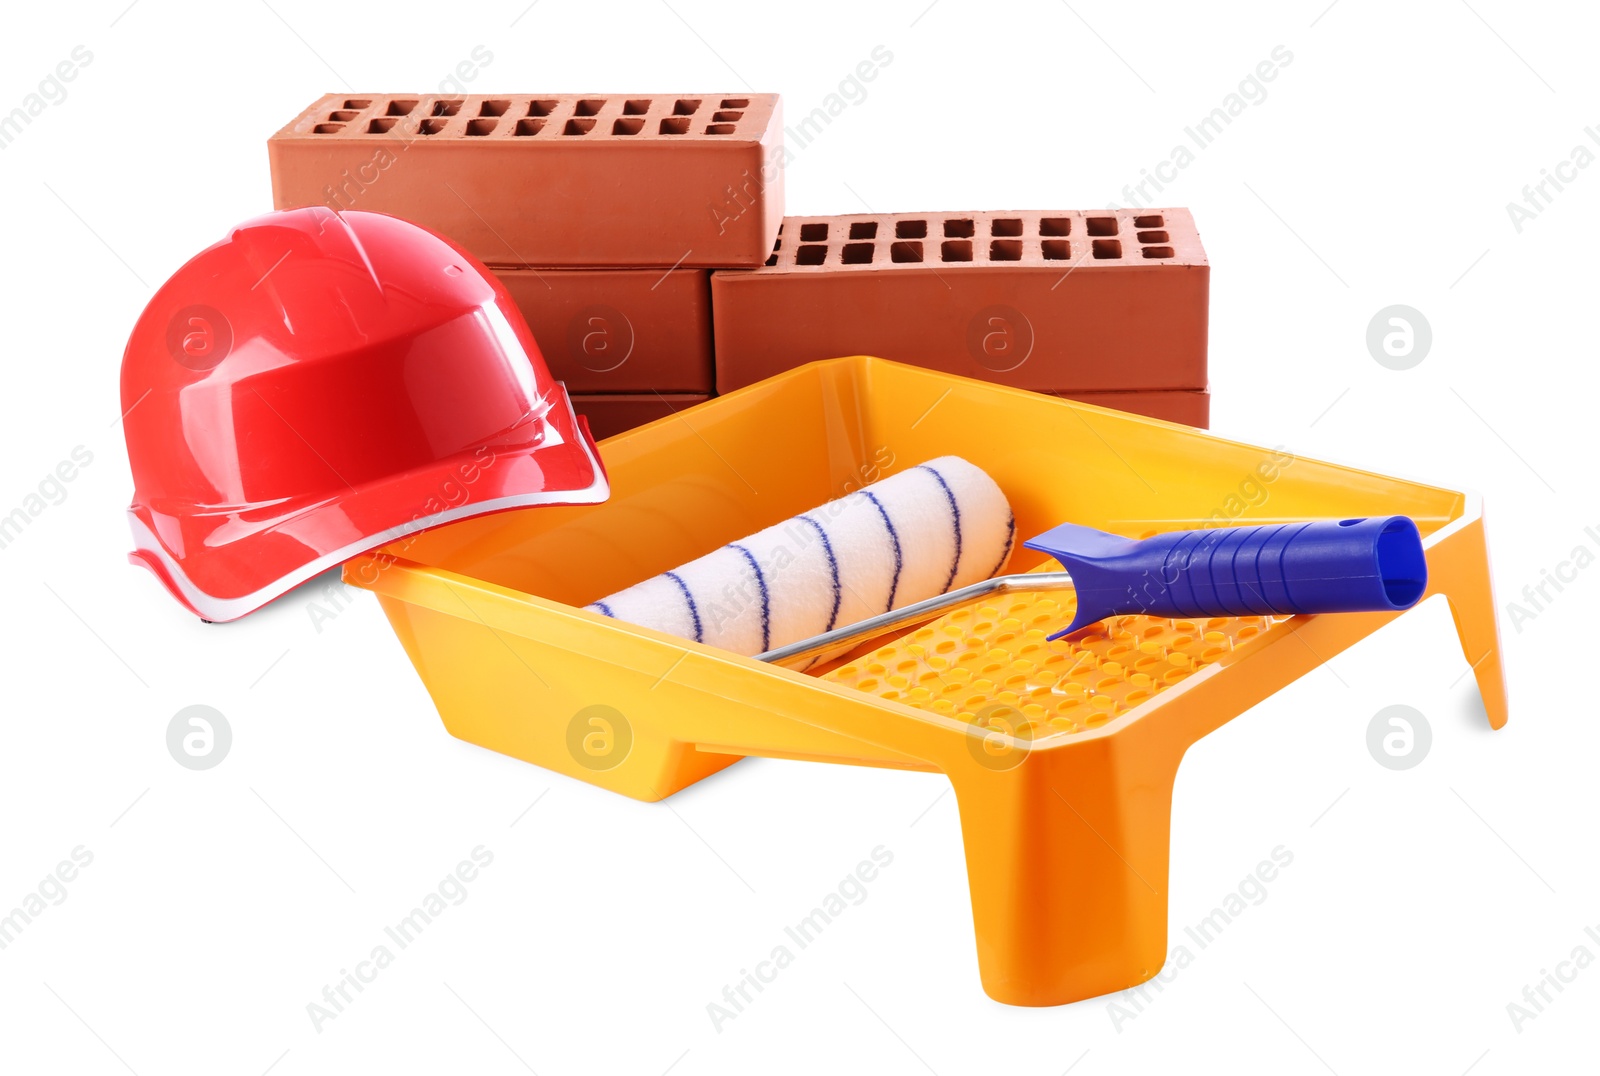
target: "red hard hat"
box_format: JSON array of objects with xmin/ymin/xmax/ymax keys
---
[{"xmin": 121, "ymin": 207, "xmax": 608, "ymax": 621}]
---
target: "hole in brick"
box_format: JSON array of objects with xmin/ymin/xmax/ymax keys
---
[
  {"xmin": 849, "ymin": 221, "xmax": 879, "ymax": 240},
  {"xmin": 343, "ymin": 99, "xmax": 372, "ymax": 109},
  {"xmin": 720, "ymin": 98, "xmax": 749, "ymax": 108},
  {"xmin": 796, "ymin": 245, "xmax": 828, "ymax": 265},
  {"xmin": 563, "ymin": 118, "xmax": 595, "ymax": 135},
  {"xmin": 713, "ymin": 110, "xmax": 744, "ymax": 122},
  {"xmin": 799, "ymin": 223, "xmax": 829, "ymax": 242},
  {"xmin": 766, "ymin": 252, "xmax": 779, "ymax": 266},
  {"xmin": 480, "ymin": 100, "xmax": 510, "ymax": 117},
  {"xmin": 527, "ymin": 100, "xmax": 558, "ymax": 116},
  {"xmin": 944, "ymin": 219, "xmax": 975, "ymax": 238},
  {"xmin": 466, "ymin": 118, "xmax": 498, "ymax": 136},
  {"xmin": 842, "ymin": 242, "xmax": 874, "ymax": 264},
  {"xmin": 514, "ymin": 118, "xmax": 545, "ymax": 136},
  {"xmin": 659, "ymin": 117, "xmax": 691, "ymax": 134},
  {"xmin": 612, "ymin": 117, "xmax": 644, "ymax": 135},
  {"xmin": 329, "ymin": 110, "xmax": 359, "ymax": 121},
  {"xmin": 1040, "ymin": 217, "xmax": 1071, "ymax": 236},
  {"xmin": 418, "ymin": 118, "xmax": 448, "ymax": 135},
  {"xmin": 623, "ymin": 99, "xmax": 652, "ymax": 115},
  {"xmin": 386, "ymin": 100, "xmax": 418, "ymax": 116},
  {"xmin": 313, "ymin": 123, "xmax": 344, "ymax": 134},
  {"xmin": 941, "ymin": 240, "xmax": 973, "ymax": 262},
  {"xmin": 1137, "ymin": 230, "xmax": 1169, "ymax": 243},
  {"xmin": 891, "ymin": 241, "xmax": 923, "ymax": 263},
  {"xmin": 575, "ymin": 99, "xmax": 605, "ymax": 116},
  {"xmin": 432, "ymin": 100, "xmax": 463, "ymax": 116},
  {"xmin": 896, "ymin": 220, "xmax": 927, "ymax": 239},
  {"xmin": 1042, "ymin": 239, "xmax": 1071, "ymax": 260},
  {"xmin": 367, "ymin": 117, "xmax": 399, "ymax": 133},
  {"xmin": 1134, "ymin": 214, "xmax": 1165, "ymax": 228},
  {"xmin": 990, "ymin": 239, "xmax": 1023, "ymax": 261},
  {"xmin": 673, "ymin": 99, "xmax": 702, "ymax": 115},
  {"xmin": 1086, "ymin": 217, "xmax": 1119, "ymax": 236},
  {"xmin": 991, "ymin": 218, "xmax": 1023, "ymax": 237},
  {"xmin": 1142, "ymin": 246, "xmax": 1175, "ymax": 259},
  {"xmin": 1092, "ymin": 239, "xmax": 1123, "ymax": 259},
  {"xmin": 706, "ymin": 124, "xmax": 737, "ymax": 134}
]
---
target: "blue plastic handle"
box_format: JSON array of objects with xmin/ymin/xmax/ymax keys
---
[{"xmin": 1023, "ymin": 516, "xmax": 1428, "ymax": 638}]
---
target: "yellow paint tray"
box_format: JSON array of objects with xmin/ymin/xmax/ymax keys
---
[{"xmin": 345, "ymin": 357, "xmax": 1506, "ymax": 1006}]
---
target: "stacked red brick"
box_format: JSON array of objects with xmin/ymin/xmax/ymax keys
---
[
  {"xmin": 270, "ymin": 95, "xmax": 1210, "ymax": 436},
  {"xmin": 268, "ymin": 93, "xmax": 784, "ymax": 438},
  {"xmin": 711, "ymin": 209, "xmax": 1209, "ymax": 426}
]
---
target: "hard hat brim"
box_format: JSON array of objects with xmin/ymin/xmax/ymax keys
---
[{"xmin": 127, "ymin": 390, "xmax": 608, "ymax": 622}]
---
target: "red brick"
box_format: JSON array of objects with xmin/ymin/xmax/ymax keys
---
[
  {"xmin": 270, "ymin": 94, "xmax": 783, "ymax": 268},
  {"xmin": 495, "ymin": 268, "xmax": 712, "ymax": 393},
  {"xmin": 572, "ymin": 393, "xmax": 711, "ymax": 440},
  {"xmin": 712, "ymin": 209, "xmax": 1207, "ymax": 393}
]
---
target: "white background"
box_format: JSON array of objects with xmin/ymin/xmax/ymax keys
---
[{"xmin": 1, "ymin": 1, "xmax": 1595, "ymax": 1073}]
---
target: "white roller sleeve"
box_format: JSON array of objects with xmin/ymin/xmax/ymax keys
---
[{"xmin": 586, "ymin": 456, "xmax": 1015, "ymax": 657}]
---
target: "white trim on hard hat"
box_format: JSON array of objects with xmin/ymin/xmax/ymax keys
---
[{"xmin": 128, "ymin": 393, "xmax": 609, "ymax": 623}]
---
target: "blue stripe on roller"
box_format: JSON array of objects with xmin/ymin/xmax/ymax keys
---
[
  {"xmin": 663, "ymin": 570, "xmax": 703, "ymax": 642},
  {"xmin": 592, "ymin": 601, "xmax": 616, "ymax": 618},
  {"xmin": 862, "ymin": 491, "xmax": 904, "ymax": 612},
  {"xmin": 797, "ymin": 514, "xmax": 842, "ymax": 631},
  {"xmin": 727, "ymin": 543, "xmax": 771, "ymax": 652},
  {"xmin": 987, "ymin": 514, "xmax": 1016, "ymax": 579},
  {"xmin": 917, "ymin": 463, "xmax": 963, "ymax": 594}
]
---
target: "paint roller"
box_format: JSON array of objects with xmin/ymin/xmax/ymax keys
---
[
  {"xmin": 588, "ymin": 458, "xmax": 1429, "ymax": 665},
  {"xmin": 587, "ymin": 457, "xmax": 1017, "ymax": 658}
]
